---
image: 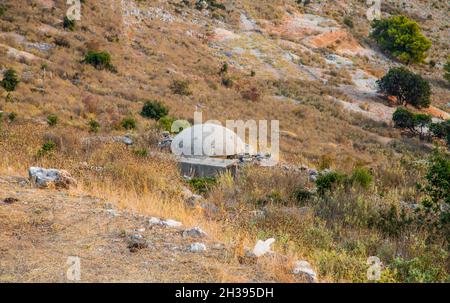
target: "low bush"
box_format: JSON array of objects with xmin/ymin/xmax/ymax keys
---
[{"xmin": 141, "ymin": 101, "xmax": 169, "ymax": 121}]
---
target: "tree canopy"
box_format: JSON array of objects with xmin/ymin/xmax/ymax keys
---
[
  {"xmin": 378, "ymin": 67, "xmax": 431, "ymax": 108},
  {"xmin": 371, "ymin": 15, "xmax": 431, "ymax": 64}
]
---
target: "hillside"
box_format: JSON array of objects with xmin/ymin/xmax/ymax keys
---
[{"xmin": 0, "ymin": 0, "xmax": 449, "ymax": 282}]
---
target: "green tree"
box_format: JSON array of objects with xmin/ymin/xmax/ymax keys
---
[
  {"xmin": 370, "ymin": 15, "xmax": 431, "ymax": 64},
  {"xmin": 413, "ymin": 113, "xmax": 432, "ymax": 137},
  {"xmin": 392, "ymin": 107, "xmax": 415, "ymax": 130},
  {"xmin": 1, "ymin": 69, "xmax": 20, "ymax": 92},
  {"xmin": 141, "ymin": 101, "xmax": 169, "ymax": 121},
  {"xmin": 378, "ymin": 67, "xmax": 431, "ymax": 108}
]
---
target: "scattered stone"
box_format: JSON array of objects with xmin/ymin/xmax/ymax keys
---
[
  {"xmin": 137, "ymin": 228, "xmax": 146, "ymax": 233},
  {"xmin": 308, "ymin": 168, "xmax": 319, "ymax": 182},
  {"xmin": 106, "ymin": 209, "xmax": 120, "ymax": 217},
  {"xmin": 188, "ymin": 242, "xmax": 207, "ymax": 252},
  {"xmin": 104, "ymin": 202, "xmax": 114, "ymax": 209},
  {"xmin": 3, "ymin": 197, "xmax": 19, "ymax": 204},
  {"xmin": 158, "ymin": 131, "xmax": 173, "ymax": 148},
  {"xmin": 28, "ymin": 167, "xmax": 77, "ymax": 189},
  {"xmin": 212, "ymin": 243, "xmax": 225, "ymax": 250},
  {"xmin": 280, "ymin": 206, "xmax": 311, "ymax": 217},
  {"xmin": 250, "ymin": 210, "xmax": 266, "ymax": 219},
  {"xmin": 127, "ymin": 235, "xmax": 148, "ymax": 252},
  {"xmin": 292, "ymin": 260, "xmax": 318, "ymax": 283},
  {"xmin": 252, "ymin": 238, "xmax": 275, "ymax": 257},
  {"xmin": 185, "ymin": 194, "xmax": 204, "ymax": 208},
  {"xmin": 400, "ymin": 201, "xmax": 420, "ymax": 211},
  {"xmin": 183, "ymin": 227, "xmax": 207, "ymax": 238}
]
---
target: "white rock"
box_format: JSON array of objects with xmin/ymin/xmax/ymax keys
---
[
  {"xmin": 188, "ymin": 242, "xmax": 207, "ymax": 252},
  {"xmin": 252, "ymin": 238, "xmax": 275, "ymax": 257},
  {"xmin": 106, "ymin": 209, "xmax": 120, "ymax": 217},
  {"xmin": 148, "ymin": 217, "xmax": 161, "ymax": 225},
  {"xmin": 28, "ymin": 167, "xmax": 77, "ymax": 188},
  {"xmin": 183, "ymin": 227, "xmax": 207, "ymax": 238},
  {"xmin": 292, "ymin": 260, "xmax": 318, "ymax": 283},
  {"xmin": 161, "ymin": 219, "xmax": 182, "ymax": 228}
]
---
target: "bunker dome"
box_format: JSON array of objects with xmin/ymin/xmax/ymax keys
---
[{"xmin": 171, "ymin": 123, "xmax": 253, "ymax": 157}]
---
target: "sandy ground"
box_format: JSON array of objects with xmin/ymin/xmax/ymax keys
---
[{"xmin": 0, "ymin": 175, "xmax": 276, "ymax": 283}]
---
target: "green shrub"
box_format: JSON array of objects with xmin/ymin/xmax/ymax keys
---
[
  {"xmin": 420, "ymin": 149, "xmax": 450, "ymax": 235},
  {"xmin": 392, "ymin": 251, "xmax": 448, "ymax": 283},
  {"xmin": 37, "ymin": 140, "xmax": 57, "ymax": 157},
  {"xmin": 132, "ymin": 148, "xmax": 148, "ymax": 157},
  {"xmin": 54, "ymin": 37, "xmax": 70, "ymax": 48},
  {"xmin": 444, "ymin": 56, "xmax": 450, "ymax": 83},
  {"xmin": 47, "ymin": 114, "xmax": 58, "ymax": 126},
  {"xmin": 343, "ymin": 16, "xmax": 354, "ymax": 28},
  {"xmin": 1, "ymin": 69, "xmax": 20, "ymax": 92},
  {"xmin": 370, "ymin": 15, "xmax": 431, "ymax": 63},
  {"xmin": 316, "ymin": 171, "xmax": 347, "ymax": 194},
  {"xmin": 0, "ymin": 5, "xmax": 7, "ymax": 17},
  {"xmin": 221, "ymin": 76, "xmax": 233, "ymax": 87},
  {"xmin": 170, "ymin": 80, "xmax": 192, "ymax": 96},
  {"xmin": 219, "ymin": 63, "xmax": 228, "ymax": 75},
  {"xmin": 187, "ymin": 177, "xmax": 217, "ymax": 194},
  {"xmin": 141, "ymin": 101, "xmax": 169, "ymax": 121},
  {"xmin": 378, "ymin": 68, "xmax": 431, "ymax": 108},
  {"xmin": 350, "ymin": 167, "xmax": 373, "ymax": 189},
  {"xmin": 83, "ymin": 51, "xmax": 115, "ymax": 71},
  {"xmin": 63, "ymin": 16, "xmax": 76, "ymax": 31},
  {"xmin": 158, "ymin": 116, "xmax": 176, "ymax": 132},
  {"xmin": 293, "ymin": 188, "xmax": 313, "ymax": 203},
  {"xmin": 88, "ymin": 119, "xmax": 100, "ymax": 133},
  {"xmin": 121, "ymin": 117, "xmax": 137, "ymax": 130},
  {"xmin": 7, "ymin": 112, "xmax": 16, "ymax": 122}
]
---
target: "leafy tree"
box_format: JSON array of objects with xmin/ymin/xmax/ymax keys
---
[
  {"xmin": 141, "ymin": 101, "xmax": 169, "ymax": 121},
  {"xmin": 378, "ymin": 67, "xmax": 431, "ymax": 108},
  {"xmin": 370, "ymin": 15, "xmax": 431, "ymax": 63},
  {"xmin": 1, "ymin": 69, "xmax": 20, "ymax": 92},
  {"xmin": 444, "ymin": 56, "xmax": 450, "ymax": 83},
  {"xmin": 413, "ymin": 113, "xmax": 432, "ymax": 137},
  {"xmin": 430, "ymin": 120, "xmax": 450, "ymax": 146},
  {"xmin": 393, "ymin": 107, "xmax": 415, "ymax": 130}
]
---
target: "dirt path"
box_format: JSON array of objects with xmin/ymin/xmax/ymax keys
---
[{"xmin": 0, "ymin": 175, "xmax": 274, "ymax": 282}]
